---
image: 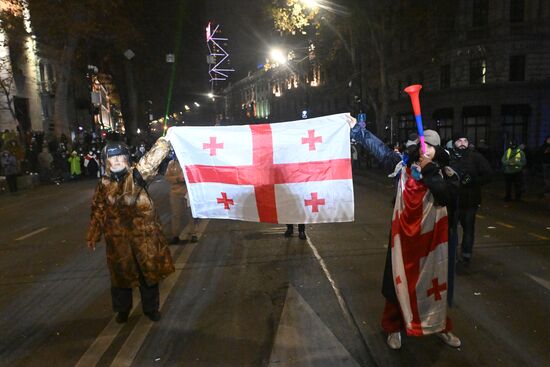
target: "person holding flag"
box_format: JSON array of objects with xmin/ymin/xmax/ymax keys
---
[
  {"xmin": 86, "ymin": 137, "xmax": 175, "ymax": 323},
  {"xmin": 348, "ymin": 115, "xmax": 461, "ymax": 350}
]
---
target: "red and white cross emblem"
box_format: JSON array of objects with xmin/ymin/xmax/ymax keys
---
[
  {"xmin": 426, "ymin": 277, "xmax": 447, "ymax": 301},
  {"xmin": 304, "ymin": 192, "xmax": 325, "ymax": 213},
  {"xmin": 203, "ymin": 136, "xmax": 224, "ymax": 156},
  {"xmin": 302, "ymin": 129, "xmax": 323, "ymax": 151},
  {"xmin": 217, "ymin": 192, "xmax": 234, "ymax": 210},
  {"xmin": 185, "ymin": 124, "xmax": 351, "ymax": 223}
]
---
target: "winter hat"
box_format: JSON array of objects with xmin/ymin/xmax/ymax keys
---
[
  {"xmin": 424, "ymin": 129, "xmax": 441, "ymax": 146},
  {"xmin": 452, "ymin": 132, "xmax": 469, "ymax": 143},
  {"xmin": 405, "ymin": 132, "xmax": 419, "ymax": 147}
]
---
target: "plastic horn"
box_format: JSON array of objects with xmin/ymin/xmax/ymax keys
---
[{"xmin": 404, "ymin": 84, "xmax": 426, "ymax": 154}]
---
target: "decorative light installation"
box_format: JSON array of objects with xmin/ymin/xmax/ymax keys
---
[{"xmin": 206, "ymin": 22, "xmax": 234, "ymax": 89}]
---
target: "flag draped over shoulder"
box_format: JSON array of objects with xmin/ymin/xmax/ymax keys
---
[
  {"xmin": 391, "ymin": 167, "xmax": 449, "ymax": 336},
  {"xmin": 166, "ymin": 113, "xmax": 354, "ymax": 224}
]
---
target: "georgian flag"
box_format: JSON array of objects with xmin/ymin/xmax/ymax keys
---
[
  {"xmin": 166, "ymin": 113, "xmax": 354, "ymax": 224},
  {"xmin": 391, "ymin": 167, "xmax": 449, "ymax": 336}
]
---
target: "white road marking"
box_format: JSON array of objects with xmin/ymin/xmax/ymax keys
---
[
  {"xmin": 528, "ymin": 232, "xmax": 550, "ymax": 241},
  {"xmin": 74, "ymin": 293, "xmax": 140, "ymax": 367},
  {"xmin": 75, "ymin": 220, "xmax": 208, "ymax": 367},
  {"xmin": 14, "ymin": 227, "xmax": 48, "ymax": 241},
  {"xmin": 109, "ymin": 220, "xmax": 209, "ymax": 367},
  {"xmin": 268, "ymin": 285, "xmax": 360, "ymax": 366},
  {"xmin": 525, "ymin": 273, "xmax": 550, "ymax": 291},
  {"xmin": 306, "ymin": 237, "xmax": 360, "ymax": 335},
  {"xmin": 496, "ymin": 221, "xmax": 515, "ymax": 229}
]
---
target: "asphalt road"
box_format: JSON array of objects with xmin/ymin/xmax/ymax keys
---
[{"xmin": 0, "ymin": 171, "xmax": 548, "ymax": 367}]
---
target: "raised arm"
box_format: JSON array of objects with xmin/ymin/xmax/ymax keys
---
[
  {"xmin": 350, "ymin": 125, "xmax": 402, "ymax": 174},
  {"xmin": 134, "ymin": 138, "xmax": 172, "ymax": 185}
]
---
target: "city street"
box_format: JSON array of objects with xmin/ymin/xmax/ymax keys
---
[{"xmin": 0, "ymin": 170, "xmax": 548, "ymax": 367}]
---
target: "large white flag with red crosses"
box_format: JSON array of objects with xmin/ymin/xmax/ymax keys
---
[{"xmin": 166, "ymin": 113, "xmax": 354, "ymax": 224}]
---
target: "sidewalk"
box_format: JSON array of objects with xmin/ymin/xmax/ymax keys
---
[
  {"xmin": 352, "ymin": 165, "xmax": 550, "ymax": 214},
  {"xmin": 0, "ymin": 174, "xmax": 40, "ymax": 195}
]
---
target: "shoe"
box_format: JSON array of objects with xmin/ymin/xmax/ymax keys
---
[
  {"xmin": 386, "ymin": 332, "xmax": 401, "ymax": 350},
  {"xmin": 116, "ymin": 311, "xmax": 129, "ymax": 324},
  {"xmin": 169, "ymin": 236, "xmax": 180, "ymax": 245},
  {"xmin": 436, "ymin": 331, "xmax": 461, "ymax": 348},
  {"xmin": 459, "ymin": 256, "xmax": 471, "ymax": 267},
  {"xmin": 144, "ymin": 310, "xmax": 161, "ymax": 322},
  {"xmin": 190, "ymin": 235, "xmax": 198, "ymax": 243},
  {"xmin": 284, "ymin": 227, "xmax": 293, "ymax": 237},
  {"xmin": 298, "ymin": 231, "xmax": 307, "ymax": 240}
]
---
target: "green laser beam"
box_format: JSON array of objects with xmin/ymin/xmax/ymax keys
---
[{"xmin": 163, "ymin": 2, "xmax": 185, "ymax": 135}]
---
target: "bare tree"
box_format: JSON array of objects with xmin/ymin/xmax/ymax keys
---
[{"xmin": 0, "ymin": 50, "xmax": 17, "ymax": 121}]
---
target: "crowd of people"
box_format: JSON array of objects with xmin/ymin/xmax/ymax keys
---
[{"xmin": 0, "ymin": 128, "xmax": 159, "ymax": 192}]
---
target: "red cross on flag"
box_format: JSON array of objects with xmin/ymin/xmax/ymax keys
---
[
  {"xmin": 391, "ymin": 167, "xmax": 449, "ymax": 336},
  {"xmin": 166, "ymin": 113, "xmax": 354, "ymax": 224}
]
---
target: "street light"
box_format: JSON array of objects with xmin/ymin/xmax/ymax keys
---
[
  {"xmin": 207, "ymin": 92, "xmax": 214, "ymax": 99},
  {"xmin": 301, "ymin": 0, "xmax": 319, "ymax": 9},
  {"xmin": 194, "ymin": 102, "xmax": 200, "ymax": 107},
  {"xmin": 270, "ymin": 48, "xmax": 288, "ymax": 65}
]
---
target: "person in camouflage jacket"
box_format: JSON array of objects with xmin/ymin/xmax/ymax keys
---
[{"xmin": 86, "ymin": 137, "xmax": 175, "ymax": 323}]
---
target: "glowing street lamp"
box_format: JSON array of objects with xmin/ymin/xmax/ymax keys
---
[
  {"xmin": 194, "ymin": 102, "xmax": 200, "ymax": 107},
  {"xmin": 301, "ymin": 0, "xmax": 320, "ymax": 9},
  {"xmin": 184, "ymin": 104, "xmax": 190, "ymax": 111},
  {"xmin": 207, "ymin": 92, "xmax": 214, "ymax": 98},
  {"xmin": 270, "ymin": 48, "xmax": 288, "ymax": 65}
]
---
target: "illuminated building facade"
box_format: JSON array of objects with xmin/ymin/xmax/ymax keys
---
[{"xmin": 0, "ymin": 0, "xmax": 54, "ymax": 133}]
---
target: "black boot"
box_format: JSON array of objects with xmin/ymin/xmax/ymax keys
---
[
  {"xmin": 145, "ymin": 310, "xmax": 161, "ymax": 322},
  {"xmin": 298, "ymin": 231, "xmax": 307, "ymax": 240},
  {"xmin": 284, "ymin": 225, "xmax": 293, "ymax": 237},
  {"xmin": 116, "ymin": 311, "xmax": 129, "ymax": 324}
]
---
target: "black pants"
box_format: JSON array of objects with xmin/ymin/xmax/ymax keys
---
[
  {"xmin": 111, "ymin": 275, "xmax": 159, "ymax": 314},
  {"xmin": 505, "ymin": 172, "xmax": 522, "ymax": 200},
  {"xmin": 6, "ymin": 174, "xmax": 17, "ymax": 192},
  {"xmin": 450, "ymin": 207, "xmax": 477, "ymax": 259},
  {"xmin": 286, "ymin": 224, "xmax": 305, "ymax": 232}
]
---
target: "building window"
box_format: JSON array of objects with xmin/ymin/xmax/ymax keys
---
[
  {"xmin": 463, "ymin": 106, "xmax": 490, "ymax": 146},
  {"xmin": 440, "ymin": 64, "xmax": 451, "ymax": 89},
  {"xmin": 502, "ymin": 104, "xmax": 529, "ymax": 145},
  {"xmin": 469, "ymin": 59, "xmax": 486, "ymax": 85},
  {"xmin": 472, "ymin": 0, "xmax": 489, "ymax": 27},
  {"xmin": 397, "ymin": 113, "xmax": 416, "ymax": 143},
  {"xmin": 433, "ymin": 108, "xmax": 454, "ymax": 143},
  {"xmin": 510, "ymin": 0, "xmax": 524, "ymax": 23},
  {"xmin": 509, "ymin": 55, "xmax": 525, "ymax": 81}
]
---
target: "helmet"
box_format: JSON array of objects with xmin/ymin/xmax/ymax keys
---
[{"xmin": 102, "ymin": 141, "xmax": 129, "ymax": 160}]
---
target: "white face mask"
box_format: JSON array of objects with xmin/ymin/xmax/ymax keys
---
[{"xmin": 107, "ymin": 155, "xmax": 128, "ymax": 172}]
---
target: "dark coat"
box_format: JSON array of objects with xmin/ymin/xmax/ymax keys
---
[
  {"xmin": 87, "ymin": 139, "xmax": 175, "ymax": 288},
  {"xmin": 449, "ymin": 148, "xmax": 492, "ymax": 208}
]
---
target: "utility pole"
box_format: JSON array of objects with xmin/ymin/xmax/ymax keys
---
[{"xmin": 123, "ymin": 49, "xmax": 138, "ymax": 144}]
